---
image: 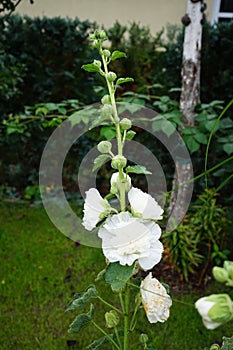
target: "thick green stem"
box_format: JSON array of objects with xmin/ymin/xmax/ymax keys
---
[
  {"xmin": 100, "ymin": 50, "xmax": 126, "ymax": 211},
  {"xmin": 123, "ymin": 284, "xmax": 130, "ymax": 350}
]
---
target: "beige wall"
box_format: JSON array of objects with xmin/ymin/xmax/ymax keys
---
[{"xmin": 16, "ymin": 0, "xmax": 214, "ymax": 36}]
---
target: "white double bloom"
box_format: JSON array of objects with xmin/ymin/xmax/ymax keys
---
[
  {"xmin": 83, "ymin": 181, "xmax": 164, "ymax": 271},
  {"xmin": 98, "ymin": 211, "xmax": 163, "ymax": 270},
  {"xmin": 140, "ymin": 273, "xmax": 172, "ymax": 323}
]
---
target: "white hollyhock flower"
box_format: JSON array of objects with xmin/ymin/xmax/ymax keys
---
[
  {"xmin": 195, "ymin": 294, "xmax": 233, "ymax": 330},
  {"xmin": 128, "ymin": 187, "xmax": 163, "ymax": 220},
  {"xmin": 140, "ymin": 272, "xmax": 172, "ymax": 323},
  {"xmin": 83, "ymin": 188, "xmax": 111, "ymax": 231},
  {"xmin": 98, "ymin": 212, "xmax": 163, "ymax": 270}
]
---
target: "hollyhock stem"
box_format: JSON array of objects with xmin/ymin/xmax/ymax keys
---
[
  {"xmin": 100, "ymin": 50, "xmax": 126, "ymax": 212},
  {"xmin": 123, "ymin": 284, "xmax": 130, "ymax": 350}
]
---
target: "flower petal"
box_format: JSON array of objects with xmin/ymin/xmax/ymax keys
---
[
  {"xmin": 83, "ymin": 188, "xmax": 107, "ymax": 230},
  {"xmin": 128, "ymin": 187, "xmax": 163, "ymax": 220}
]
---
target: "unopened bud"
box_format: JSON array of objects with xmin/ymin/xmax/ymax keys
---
[
  {"xmin": 139, "ymin": 333, "xmax": 149, "ymax": 344},
  {"xmin": 107, "ymin": 72, "xmax": 117, "ymax": 82},
  {"xmin": 111, "ymin": 155, "xmax": 127, "ymax": 170},
  {"xmin": 97, "ymin": 141, "xmax": 112, "ymax": 154},
  {"xmin": 93, "ymin": 60, "xmax": 101, "ymax": 68},
  {"xmin": 120, "ymin": 118, "xmax": 132, "ymax": 130},
  {"xmin": 105, "ymin": 310, "xmax": 120, "ymax": 328},
  {"xmin": 110, "ymin": 172, "xmax": 131, "ymax": 194},
  {"xmin": 101, "ymin": 104, "xmax": 113, "ymax": 117},
  {"xmin": 224, "ymin": 261, "xmax": 233, "ymax": 279},
  {"xmin": 213, "ymin": 267, "xmax": 228, "ymax": 283},
  {"xmin": 102, "ymin": 49, "xmax": 111, "ymax": 58},
  {"xmin": 101, "ymin": 95, "xmax": 111, "ymax": 105}
]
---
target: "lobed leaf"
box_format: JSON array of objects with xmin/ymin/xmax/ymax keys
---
[
  {"xmin": 105, "ymin": 262, "xmax": 135, "ymax": 292},
  {"xmin": 66, "ymin": 285, "xmax": 98, "ymax": 312},
  {"xmin": 68, "ymin": 304, "xmax": 94, "ymax": 334}
]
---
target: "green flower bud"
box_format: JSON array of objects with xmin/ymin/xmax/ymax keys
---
[
  {"xmin": 97, "ymin": 141, "xmax": 112, "ymax": 154},
  {"xmin": 111, "ymin": 155, "xmax": 127, "ymax": 170},
  {"xmin": 102, "ymin": 49, "xmax": 111, "ymax": 58},
  {"xmin": 105, "ymin": 310, "xmax": 120, "ymax": 328},
  {"xmin": 224, "ymin": 261, "xmax": 233, "ymax": 279},
  {"xmin": 110, "ymin": 172, "xmax": 131, "ymax": 194},
  {"xmin": 93, "ymin": 59, "xmax": 102, "ymax": 68},
  {"xmin": 120, "ymin": 118, "xmax": 132, "ymax": 130},
  {"xmin": 107, "ymin": 71, "xmax": 117, "ymax": 82},
  {"xmin": 207, "ymin": 294, "xmax": 233, "ymax": 324},
  {"xmin": 90, "ymin": 30, "xmax": 108, "ymax": 41},
  {"xmin": 139, "ymin": 333, "xmax": 149, "ymax": 344},
  {"xmin": 101, "ymin": 94, "xmax": 111, "ymax": 105},
  {"xmin": 210, "ymin": 345, "xmax": 220, "ymax": 350},
  {"xmin": 213, "ymin": 267, "xmax": 229, "ymax": 283},
  {"xmin": 97, "ymin": 30, "xmax": 108, "ymax": 41},
  {"xmin": 101, "ymin": 104, "xmax": 113, "ymax": 117}
]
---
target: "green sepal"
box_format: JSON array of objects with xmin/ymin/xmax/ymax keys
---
[
  {"xmin": 82, "ymin": 63, "xmax": 101, "ymax": 73},
  {"xmin": 92, "ymin": 154, "xmax": 111, "ymax": 172},
  {"xmin": 66, "ymin": 285, "xmax": 98, "ymax": 312},
  {"xmin": 68, "ymin": 304, "xmax": 94, "ymax": 334},
  {"xmin": 126, "ymin": 165, "xmax": 152, "ymax": 175},
  {"xmin": 125, "ymin": 130, "xmax": 136, "ymax": 140},
  {"xmin": 105, "ymin": 262, "xmax": 136, "ymax": 292},
  {"xmin": 110, "ymin": 50, "xmax": 127, "ymax": 61},
  {"xmin": 116, "ymin": 77, "xmax": 134, "ymax": 85}
]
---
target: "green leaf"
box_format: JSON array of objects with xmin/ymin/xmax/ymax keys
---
[
  {"xmin": 184, "ymin": 137, "xmax": 200, "ymax": 153},
  {"xmin": 66, "ymin": 285, "xmax": 98, "ymax": 312},
  {"xmin": 193, "ymin": 132, "xmax": 208, "ymax": 144},
  {"xmin": 223, "ymin": 143, "xmax": 233, "ymax": 155},
  {"xmin": 105, "ymin": 262, "xmax": 135, "ymax": 292},
  {"xmin": 70, "ymin": 106, "xmax": 98, "ymax": 126},
  {"xmin": 92, "ymin": 154, "xmax": 110, "ymax": 172},
  {"xmin": 116, "ymin": 77, "xmax": 134, "ymax": 85},
  {"xmin": 117, "ymin": 101, "xmax": 143, "ymax": 114},
  {"xmin": 87, "ymin": 335, "xmax": 113, "ymax": 349},
  {"xmin": 161, "ymin": 121, "xmax": 176, "ymax": 137},
  {"xmin": 126, "ymin": 165, "xmax": 152, "ymax": 175},
  {"xmin": 82, "ymin": 63, "xmax": 101, "ymax": 73},
  {"xmin": 125, "ymin": 130, "xmax": 136, "ymax": 140},
  {"xmin": 111, "ymin": 50, "xmax": 127, "ymax": 61},
  {"xmin": 100, "ymin": 126, "xmax": 116, "ymax": 140},
  {"xmin": 220, "ymin": 117, "xmax": 233, "ymax": 129},
  {"xmin": 68, "ymin": 304, "xmax": 94, "ymax": 334}
]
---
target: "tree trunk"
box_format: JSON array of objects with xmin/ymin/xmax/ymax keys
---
[{"xmin": 167, "ymin": 0, "xmax": 203, "ymax": 230}]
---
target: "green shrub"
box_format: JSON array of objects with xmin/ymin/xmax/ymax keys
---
[
  {"xmin": 0, "ymin": 15, "xmax": 98, "ymax": 118},
  {"xmin": 163, "ymin": 189, "xmax": 230, "ymax": 282}
]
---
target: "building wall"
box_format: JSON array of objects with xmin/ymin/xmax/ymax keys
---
[{"xmin": 16, "ymin": 0, "xmax": 214, "ymax": 35}]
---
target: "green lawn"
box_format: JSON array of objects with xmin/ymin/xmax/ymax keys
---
[{"xmin": 0, "ymin": 201, "xmax": 232, "ymax": 350}]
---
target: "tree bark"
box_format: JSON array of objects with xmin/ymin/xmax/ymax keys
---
[{"xmin": 167, "ymin": 0, "xmax": 203, "ymax": 230}]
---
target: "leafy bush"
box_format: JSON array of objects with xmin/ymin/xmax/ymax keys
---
[
  {"xmin": 0, "ymin": 15, "xmax": 98, "ymax": 118},
  {"xmin": 163, "ymin": 189, "xmax": 230, "ymax": 282}
]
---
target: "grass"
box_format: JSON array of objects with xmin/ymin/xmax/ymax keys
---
[{"xmin": 0, "ymin": 201, "xmax": 232, "ymax": 350}]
